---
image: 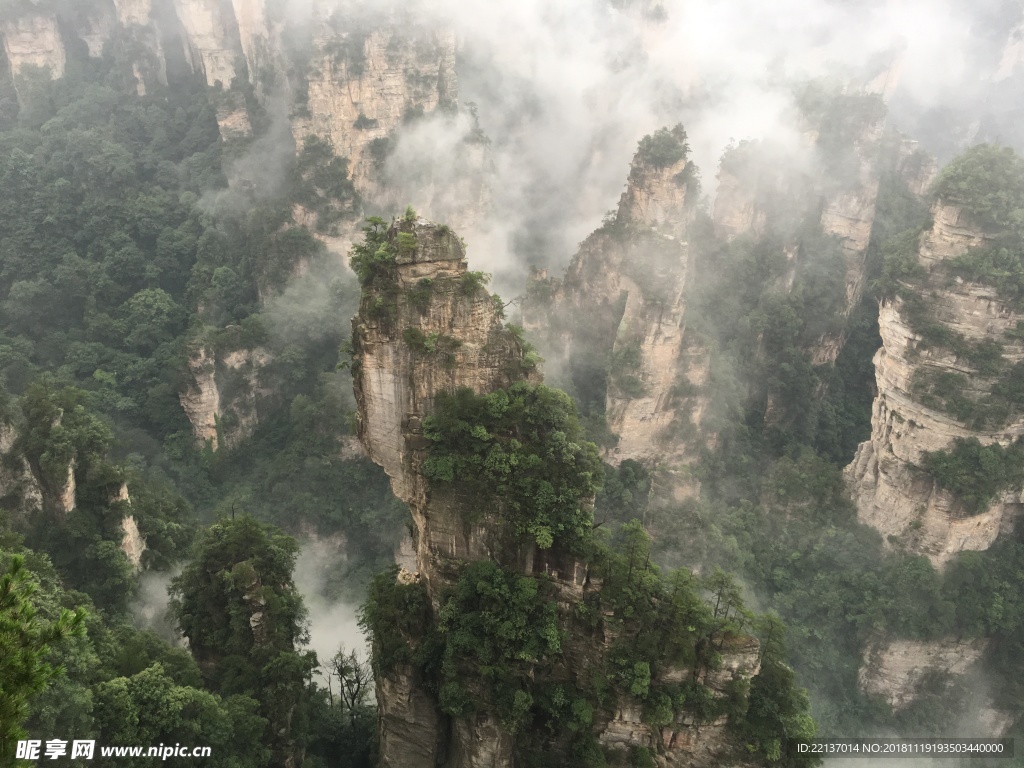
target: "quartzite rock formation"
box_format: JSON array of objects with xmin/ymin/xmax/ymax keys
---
[{"xmin": 847, "ymin": 201, "xmax": 1024, "ymax": 567}]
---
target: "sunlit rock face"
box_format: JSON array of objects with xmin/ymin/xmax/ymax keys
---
[{"xmin": 846, "ymin": 202, "xmax": 1024, "ymax": 568}]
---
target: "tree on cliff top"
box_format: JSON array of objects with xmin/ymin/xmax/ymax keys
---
[
  {"xmin": 932, "ymin": 144, "xmax": 1024, "ymax": 235},
  {"xmin": 170, "ymin": 516, "xmax": 316, "ymax": 763},
  {"xmin": 635, "ymin": 124, "xmax": 690, "ymax": 169}
]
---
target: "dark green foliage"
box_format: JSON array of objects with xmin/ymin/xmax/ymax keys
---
[
  {"xmin": 460, "ymin": 270, "xmax": 490, "ymax": 295},
  {"xmin": 932, "ymin": 144, "xmax": 1024, "ymax": 234},
  {"xmin": 504, "ymin": 324, "xmax": 543, "ymax": 373},
  {"xmin": 435, "ymin": 561, "xmax": 562, "ymax": 731},
  {"xmin": 349, "ymin": 217, "xmax": 397, "ymax": 287},
  {"xmin": 291, "ymin": 135, "xmax": 358, "ymax": 235},
  {"xmin": 658, "ymin": 449, "xmax": 958, "ymax": 736},
  {"xmin": 795, "ymin": 83, "xmax": 886, "ymax": 183},
  {"xmin": 170, "ymin": 517, "xmax": 308, "ymax": 680},
  {"xmin": 874, "ymin": 228, "xmax": 926, "ymax": 297},
  {"xmin": 595, "ymin": 460, "xmax": 650, "ymax": 525},
  {"xmin": 402, "ymin": 328, "xmax": 462, "ymax": 366},
  {"xmin": 92, "ymin": 663, "xmax": 272, "ymax": 767},
  {"xmin": 421, "ymin": 382, "xmax": 603, "ymax": 551},
  {"xmin": 368, "ymin": 136, "xmax": 393, "ymax": 169},
  {"xmin": 0, "ymin": 555, "xmax": 85, "ymax": 764},
  {"xmin": 734, "ymin": 652, "xmax": 816, "ymax": 765},
  {"xmin": 608, "ymin": 339, "xmax": 645, "ymax": 398},
  {"xmin": 0, "ymin": 31, "xmax": 391, "ymax": 768},
  {"xmin": 949, "ymin": 244, "xmax": 1024, "ymax": 310},
  {"xmin": 353, "ymin": 113, "xmax": 378, "ymax": 130},
  {"xmin": 921, "ymin": 437, "xmax": 1024, "ymax": 513},
  {"xmin": 409, "ymin": 277, "xmax": 433, "ymax": 312},
  {"xmin": 359, "ymin": 567, "xmax": 432, "ymax": 676},
  {"xmin": 16, "ymin": 380, "xmax": 112, "ymax": 497},
  {"xmin": 169, "ymin": 516, "xmax": 316, "ymax": 762},
  {"xmin": 635, "ymin": 124, "xmax": 689, "ymax": 169}
]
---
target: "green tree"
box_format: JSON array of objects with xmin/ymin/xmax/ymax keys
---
[
  {"xmin": 0, "ymin": 555, "xmax": 85, "ymax": 763},
  {"xmin": 169, "ymin": 516, "xmax": 315, "ymax": 765}
]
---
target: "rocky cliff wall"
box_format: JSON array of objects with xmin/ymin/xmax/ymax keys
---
[
  {"xmin": 352, "ymin": 217, "xmax": 535, "ymax": 582},
  {"xmin": 173, "ymin": 0, "xmax": 241, "ymax": 88},
  {"xmin": 1, "ymin": 13, "xmax": 65, "ymax": 87},
  {"xmin": 860, "ymin": 637, "xmax": 988, "ymax": 711},
  {"xmin": 812, "ymin": 117, "xmax": 885, "ymax": 364},
  {"xmin": 354, "ymin": 216, "xmax": 766, "ymax": 768},
  {"xmin": 846, "ymin": 202, "xmax": 1024, "ymax": 567},
  {"xmin": 293, "ymin": 19, "xmax": 457, "ymax": 193},
  {"xmin": 544, "ymin": 140, "xmax": 711, "ymax": 488},
  {"xmin": 179, "ymin": 344, "xmax": 270, "ymax": 451},
  {"xmin": 1, "ymin": 1, "xmax": 457, "ymax": 199},
  {"xmin": 0, "ymin": 420, "xmax": 43, "ymax": 524}
]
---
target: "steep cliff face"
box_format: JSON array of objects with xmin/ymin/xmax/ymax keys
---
[
  {"xmin": 354, "ymin": 217, "xmax": 767, "ymax": 768},
  {"xmin": 1, "ymin": 1, "xmax": 459, "ymax": 206},
  {"xmin": 712, "ymin": 165, "xmax": 767, "ymax": 242},
  {"xmin": 535, "ymin": 131, "xmax": 711, "ymax": 485},
  {"xmin": 293, "ymin": 19, "xmax": 457, "ymax": 193},
  {"xmin": 860, "ymin": 637, "xmax": 987, "ymax": 711},
  {"xmin": 603, "ymin": 152, "xmax": 703, "ymax": 469},
  {"xmin": 229, "ymin": 0, "xmax": 274, "ymax": 95},
  {"xmin": 108, "ymin": 0, "xmax": 169, "ymax": 95},
  {"xmin": 812, "ymin": 116, "xmax": 885, "ymax": 365},
  {"xmin": 846, "ymin": 202, "xmax": 1024, "ymax": 567},
  {"xmin": 0, "ymin": 420, "xmax": 43, "ymax": 524},
  {"xmin": 352, "ymin": 217, "xmax": 535, "ymax": 575},
  {"xmin": 1, "ymin": 13, "xmax": 65, "ymax": 85},
  {"xmin": 173, "ymin": 0, "xmax": 242, "ymax": 88},
  {"xmin": 352, "ymin": 217, "xmax": 535, "ymax": 768},
  {"xmin": 179, "ymin": 344, "xmax": 270, "ymax": 450}
]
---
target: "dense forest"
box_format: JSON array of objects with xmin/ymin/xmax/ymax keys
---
[{"xmin": 0, "ymin": 29, "xmax": 395, "ymax": 768}]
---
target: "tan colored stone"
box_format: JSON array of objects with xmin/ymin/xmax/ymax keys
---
[
  {"xmin": 846, "ymin": 203, "xmax": 1024, "ymax": 566},
  {"xmin": 120, "ymin": 515, "xmax": 148, "ymax": 571},
  {"xmin": 293, "ymin": 21, "xmax": 457, "ymax": 194},
  {"xmin": 2, "ymin": 15, "xmax": 65, "ymax": 82},
  {"xmin": 859, "ymin": 637, "xmax": 987, "ymax": 710},
  {"xmin": 173, "ymin": 0, "xmax": 242, "ymax": 88}
]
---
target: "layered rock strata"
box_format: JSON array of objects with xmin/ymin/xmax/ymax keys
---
[
  {"xmin": 860, "ymin": 637, "xmax": 988, "ymax": 711},
  {"xmin": 846, "ymin": 202, "xmax": 1024, "ymax": 566}
]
